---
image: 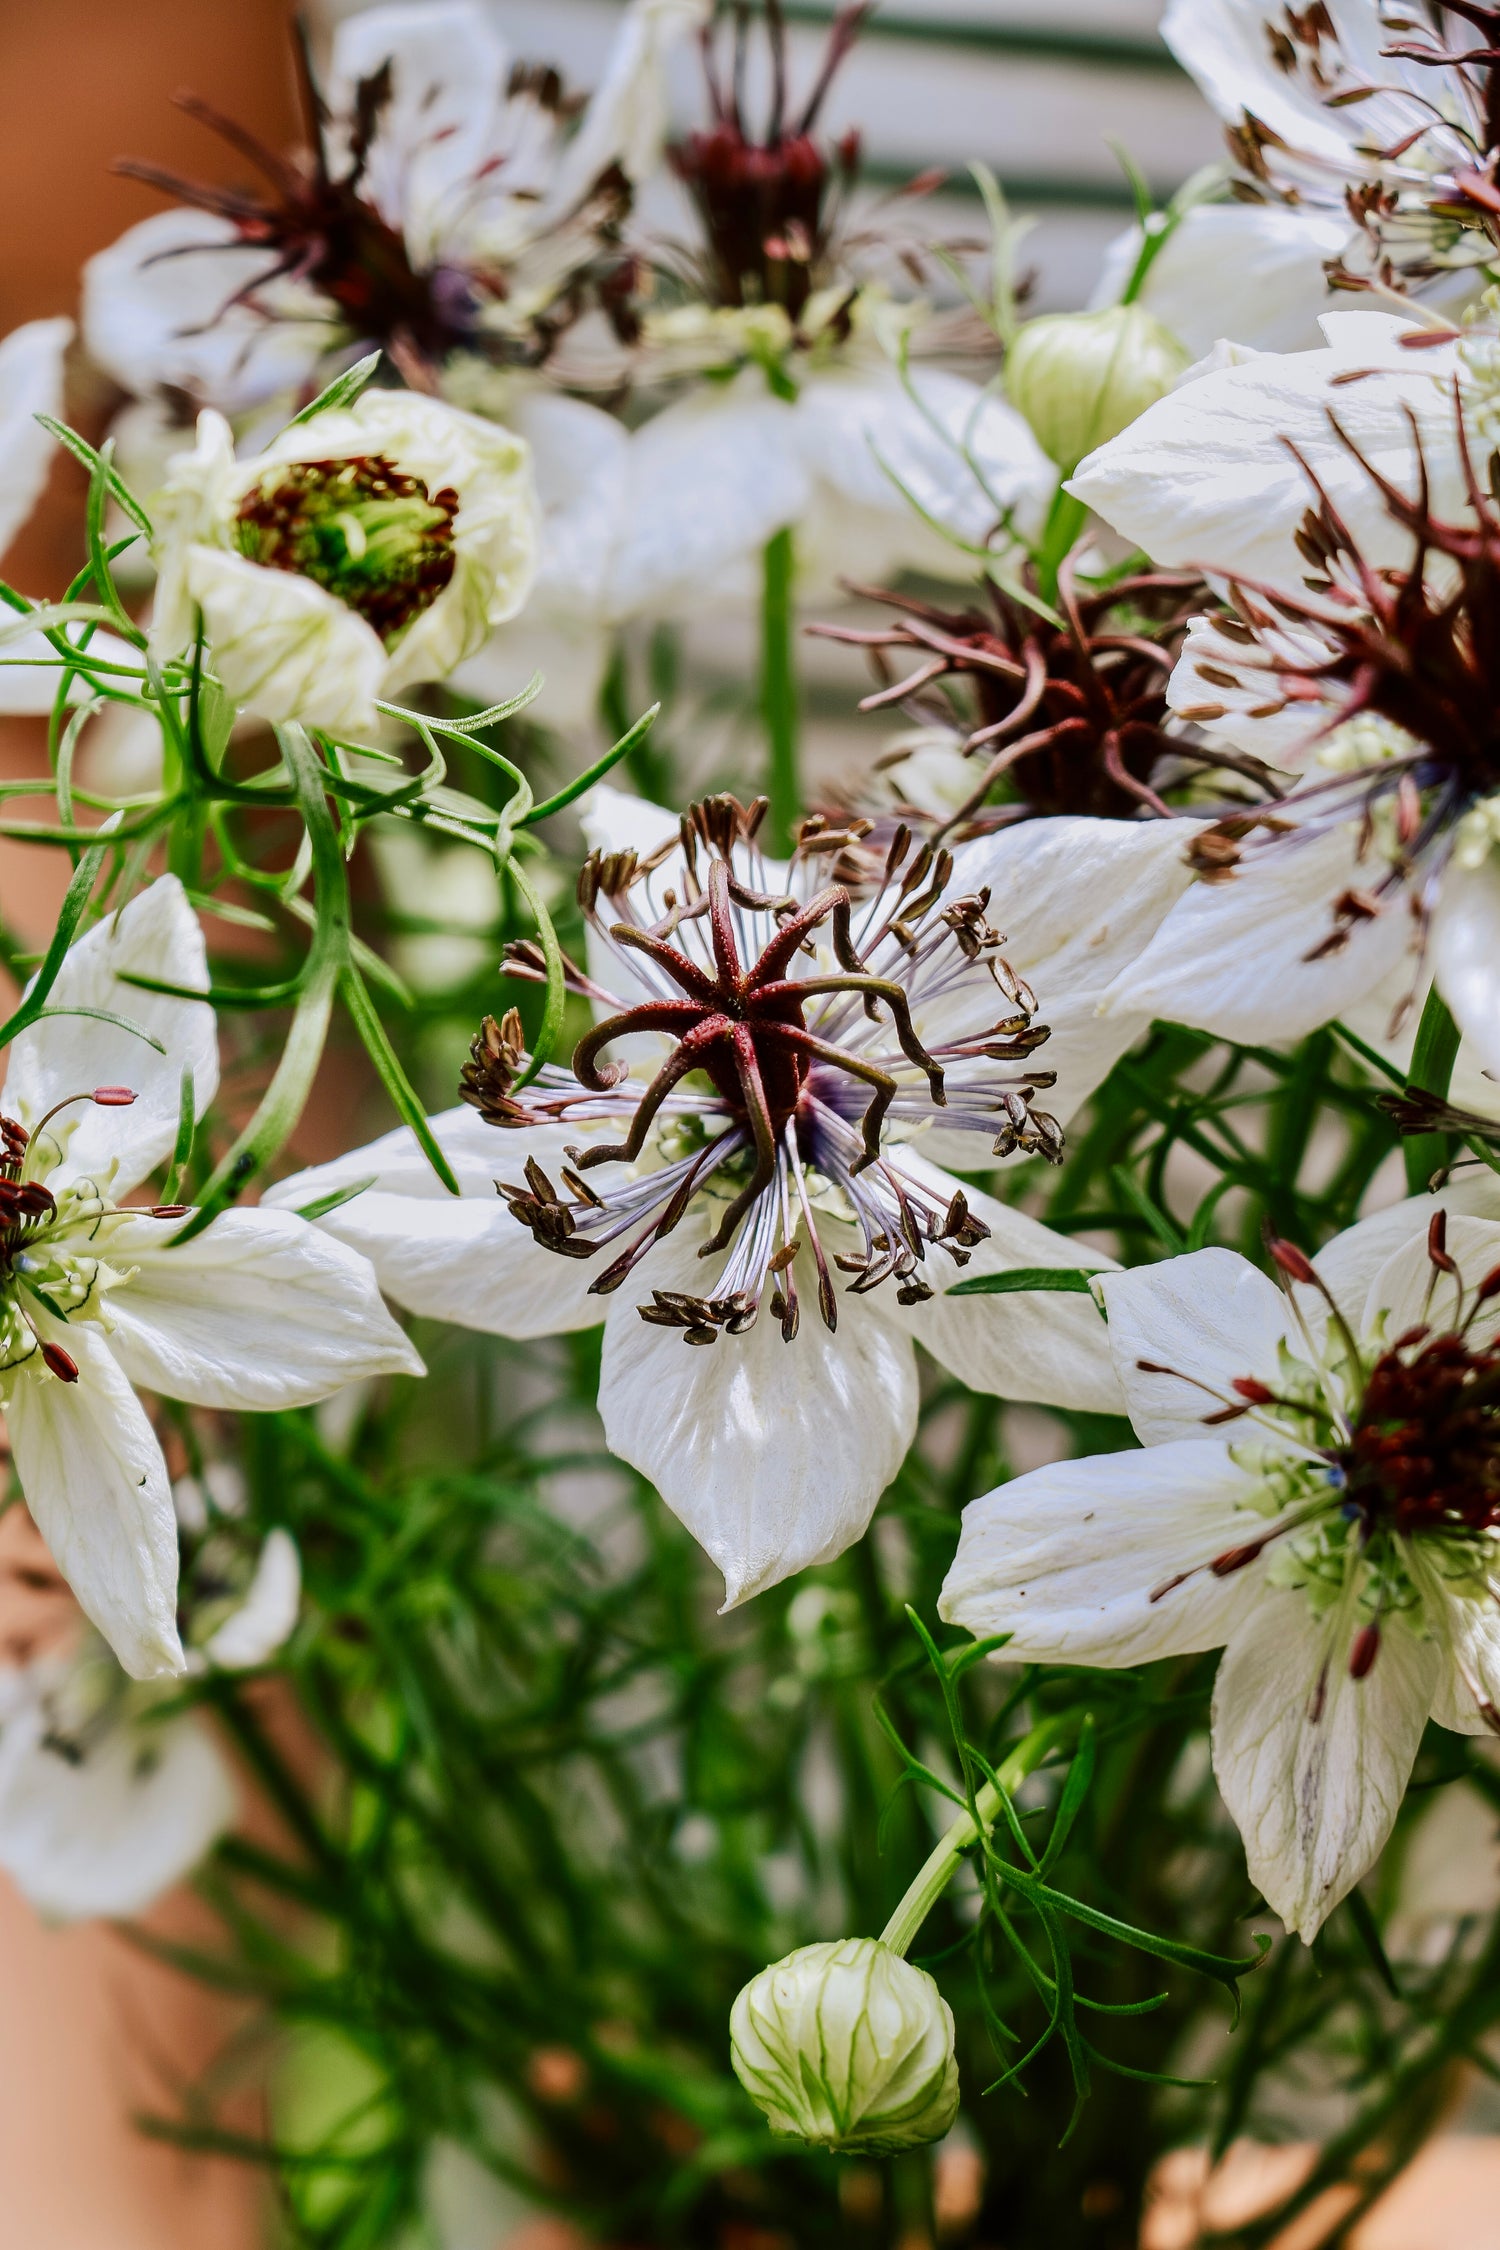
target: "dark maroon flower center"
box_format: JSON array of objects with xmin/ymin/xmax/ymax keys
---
[
  {"xmin": 234, "ymin": 453, "xmax": 459, "ymax": 645},
  {"xmin": 1340, "ymin": 1331, "xmax": 1500, "ymax": 1537}
]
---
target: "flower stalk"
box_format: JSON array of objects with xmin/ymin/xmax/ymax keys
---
[{"xmin": 761, "ymin": 525, "xmax": 801, "ymax": 852}]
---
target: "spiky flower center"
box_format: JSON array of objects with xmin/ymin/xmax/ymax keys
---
[
  {"xmin": 234, "ymin": 454, "xmax": 459, "ymax": 647},
  {"xmin": 465, "ymin": 796, "xmax": 1061, "ymax": 1345},
  {"xmin": 0, "ymin": 1094, "xmax": 154, "ymax": 1384},
  {"xmin": 813, "ymin": 564, "xmax": 1213, "ymax": 835}
]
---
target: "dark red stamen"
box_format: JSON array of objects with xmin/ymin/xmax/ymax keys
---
[{"xmin": 39, "ymin": 1342, "xmax": 78, "ymax": 1384}]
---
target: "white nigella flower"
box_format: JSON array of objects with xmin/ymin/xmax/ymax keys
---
[
  {"xmin": 0, "ymin": 877, "xmax": 421, "ymax": 1680},
  {"xmin": 83, "ymin": 0, "xmax": 708, "ymax": 412},
  {"xmin": 268, "ymin": 786, "xmax": 1131, "ymax": 1604},
  {"xmin": 0, "ymin": 1527, "xmax": 302, "ymax": 1923},
  {"xmin": 150, "ymin": 386, "xmax": 537, "ymax": 735},
  {"xmin": 1072, "ymin": 309, "xmax": 1500, "ymax": 1070},
  {"xmin": 941, "ymin": 1207, "xmax": 1500, "ymax": 1940},
  {"xmin": 1161, "ymin": 0, "xmax": 1500, "ymax": 299}
]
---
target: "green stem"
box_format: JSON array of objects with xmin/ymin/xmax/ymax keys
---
[
  {"xmin": 1402, "ymin": 986, "xmax": 1461, "ymax": 1194},
  {"xmin": 878, "ymin": 1718, "xmax": 1065, "ymax": 1957},
  {"xmin": 1034, "ymin": 487, "xmax": 1087, "ymax": 607},
  {"xmin": 761, "ymin": 526, "xmax": 800, "ymax": 853}
]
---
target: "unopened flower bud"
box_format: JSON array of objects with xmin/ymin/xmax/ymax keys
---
[
  {"xmin": 1005, "ymin": 304, "xmax": 1189, "ymax": 476},
  {"xmin": 730, "ymin": 1939, "xmax": 959, "ymax": 2154}
]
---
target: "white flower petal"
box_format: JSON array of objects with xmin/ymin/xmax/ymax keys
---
[
  {"xmin": 82, "ymin": 208, "xmax": 328, "ymax": 412},
  {"xmin": 1360, "ymin": 1212, "xmax": 1500, "ymax": 1349},
  {"xmin": 0, "ymin": 319, "xmax": 72, "ymax": 559},
  {"xmin": 552, "ymin": 0, "xmax": 711, "ymax": 200},
  {"xmin": 270, "ymin": 1114, "xmax": 607, "ymax": 1337},
  {"xmin": 1428, "ymin": 1581, "xmax": 1500, "ymax": 1736},
  {"xmin": 884, "ymin": 1150, "xmax": 1122, "ymax": 1413},
  {"xmin": 1212, "ymin": 1592, "xmax": 1438, "ymax": 1940},
  {"xmin": 1092, "ymin": 203, "xmax": 1348, "ymax": 360},
  {"xmin": 102, "ymin": 1206, "xmax": 424, "ymax": 1410},
  {"xmin": 1069, "ymin": 314, "xmax": 1463, "ymax": 587},
  {"xmin": 6, "ymin": 1323, "xmax": 182, "ymax": 1679},
  {"xmin": 1432, "ymin": 856, "xmax": 1500, "ymax": 1086},
  {"xmin": 940, "ymin": 1440, "xmax": 1267, "ymax": 1664},
  {"xmin": 598, "ymin": 1224, "xmax": 919, "ymax": 1605},
  {"xmin": 327, "ymin": 1, "xmax": 511, "ymax": 257},
  {"xmin": 1161, "ymin": 0, "xmax": 1380, "ymax": 162},
  {"xmin": 1099, "ymin": 818, "xmax": 1412, "ymax": 1044},
  {"xmin": 1098, "ymin": 1249, "xmax": 1293, "ymax": 1444},
  {"xmin": 185, "ymin": 545, "xmax": 387, "ymax": 735},
  {"xmin": 1166, "ymin": 613, "xmax": 1336, "ymax": 770},
  {"xmin": 604, "ymin": 378, "xmax": 811, "ymax": 621},
  {"xmin": 0, "ymin": 1668, "xmax": 234, "ymax": 1922},
  {"xmin": 0, "ymin": 624, "xmax": 142, "ymax": 716},
  {"xmin": 199, "ymin": 1528, "xmax": 301, "ymax": 1672},
  {"xmin": 3, "ymin": 874, "xmax": 217, "ymax": 1198}
]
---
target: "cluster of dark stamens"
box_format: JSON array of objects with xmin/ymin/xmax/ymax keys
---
[
  {"xmin": 234, "ymin": 454, "xmax": 458, "ymax": 643},
  {"xmin": 810, "ymin": 559, "xmax": 1257, "ymax": 838},
  {"xmin": 1176, "ymin": 387, "xmax": 1500, "ymax": 953},
  {"xmin": 117, "ymin": 24, "xmax": 637, "ymax": 386},
  {"xmin": 463, "ymin": 794, "xmax": 1061, "ymax": 1343},
  {"xmin": 1225, "ymin": 2, "xmax": 1500, "ymax": 289}
]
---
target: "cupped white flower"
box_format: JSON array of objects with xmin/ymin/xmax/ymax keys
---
[
  {"xmin": 0, "ymin": 318, "xmax": 72, "ymax": 560},
  {"xmin": 730, "ymin": 1939, "xmax": 959, "ymax": 2154},
  {"xmin": 0, "ymin": 878, "xmax": 422, "ymax": 1680},
  {"xmin": 942, "ymin": 1211, "xmax": 1500, "ymax": 1939},
  {"xmin": 150, "ymin": 388, "xmax": 537, "ymax": 734},
  {"xmin": 270, "ymin": 786, "xmax": 1124, "ymax": 1605}
]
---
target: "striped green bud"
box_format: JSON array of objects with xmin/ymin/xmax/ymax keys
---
[
  {"xmin": 730, "ymin": 1939, "xmax": 959, "ymax": 2154},
  {"xmin": 1006, "ymin": 304, "xmax": 1189, "ymax": 476}
]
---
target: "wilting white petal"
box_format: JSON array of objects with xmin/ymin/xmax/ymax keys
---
[
  {"xmin": 270, "ymin": 1115, "xmax": 607, "ymax": 1337},
  {"xmin": 199, "ymin": 1528, "xmax": 301, "ymax": 1671},
  {"xmin": 1432, "ymin": 857, "xmax": 1500, "ymax": 1086},
  {"xmin": 3, "ymin": 874, "xmax": 217, "ymax": 1197},
  {"xmin": 0, "ymin": 1666, "xmax": 234, "ymax": 1922},
  {"xmin": 6, "ymin": 1323, "xmax": 182, "ymax": 1679},
  {"xmin": 885, "ymin": 1151, "xmax": 1122, "ymax": 1413},
  {"xmin": 1212, "ymin": 1591, "xmax": 1438, "ymax": 1940},
  {"xmin": 1098, "ymin": 1249, "xmax": 1294, "ymax": 1445},
  {"xmin": 598, "ymin": 1225, "xmax": 919, "ymax": 1605},
  {"xmin": 1069, "ymin": 314, "xmax": 1463, "ymax": 587},
  {"xmin": 1092, "ymin": 203, "xmax": 1348, "ymax": 359},
  {"xmin": 1099, "ymin": 820, "xmax": 1412, "ymax": 1045},
  {"xmin": 101, "ymin": 1207, "xmax": 424, "ymax": 1409},
  {"xmin": 82, "ymin": 208, "xmax": 329, "ymax": 413},
  {"xmin": 0, "ymin": 318, "xmax": 72, "ymax": 559},
  {"xmin": 940, "ymin": 1440, "xmax": 1267, "ymax": 1665}
]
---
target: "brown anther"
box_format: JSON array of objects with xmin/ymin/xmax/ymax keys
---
[
  {"xmin": 91, "ymin": 1086, "xmax": 137, "ymax": 1106},
  {"xmin": 1269, "ymin": 1239, "xmax": 1318, "ymax": 1285},
  {"xmin": 39, "ymin": 1341, "xmax": 78, "ymax": 1384},
  {"xmin": 1348, "ymin": 1621, "xmax": 1381, "ymax": 1680}
]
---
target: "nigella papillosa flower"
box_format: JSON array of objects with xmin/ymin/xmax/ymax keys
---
[
  {"xmin": 942, "ymin": 1203, "xmax": 1500, "ymax": 1940},
  {"xmin": 1066, "ymin": 304, "xmax": 1500, "ymax": 1071},
  {"xmin": 84, "ymin": 0, "xmax": 707, "ymax": 412},
  {"xmin": 269, "ymin": 788, "xmax": 1123, "ymax": 1604},
  {"xmin": 1163, "ymin": 0, "xmax": 1500, "ymax": 297}
]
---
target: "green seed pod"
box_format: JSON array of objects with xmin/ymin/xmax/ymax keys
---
[
  {"xmin": 1005, "ymin": 304, "xmax": 1190, "ymax": 476},
  {"xmin": 730, "ymin": 1938, "xmax": 959, "ymax": 2155}
]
